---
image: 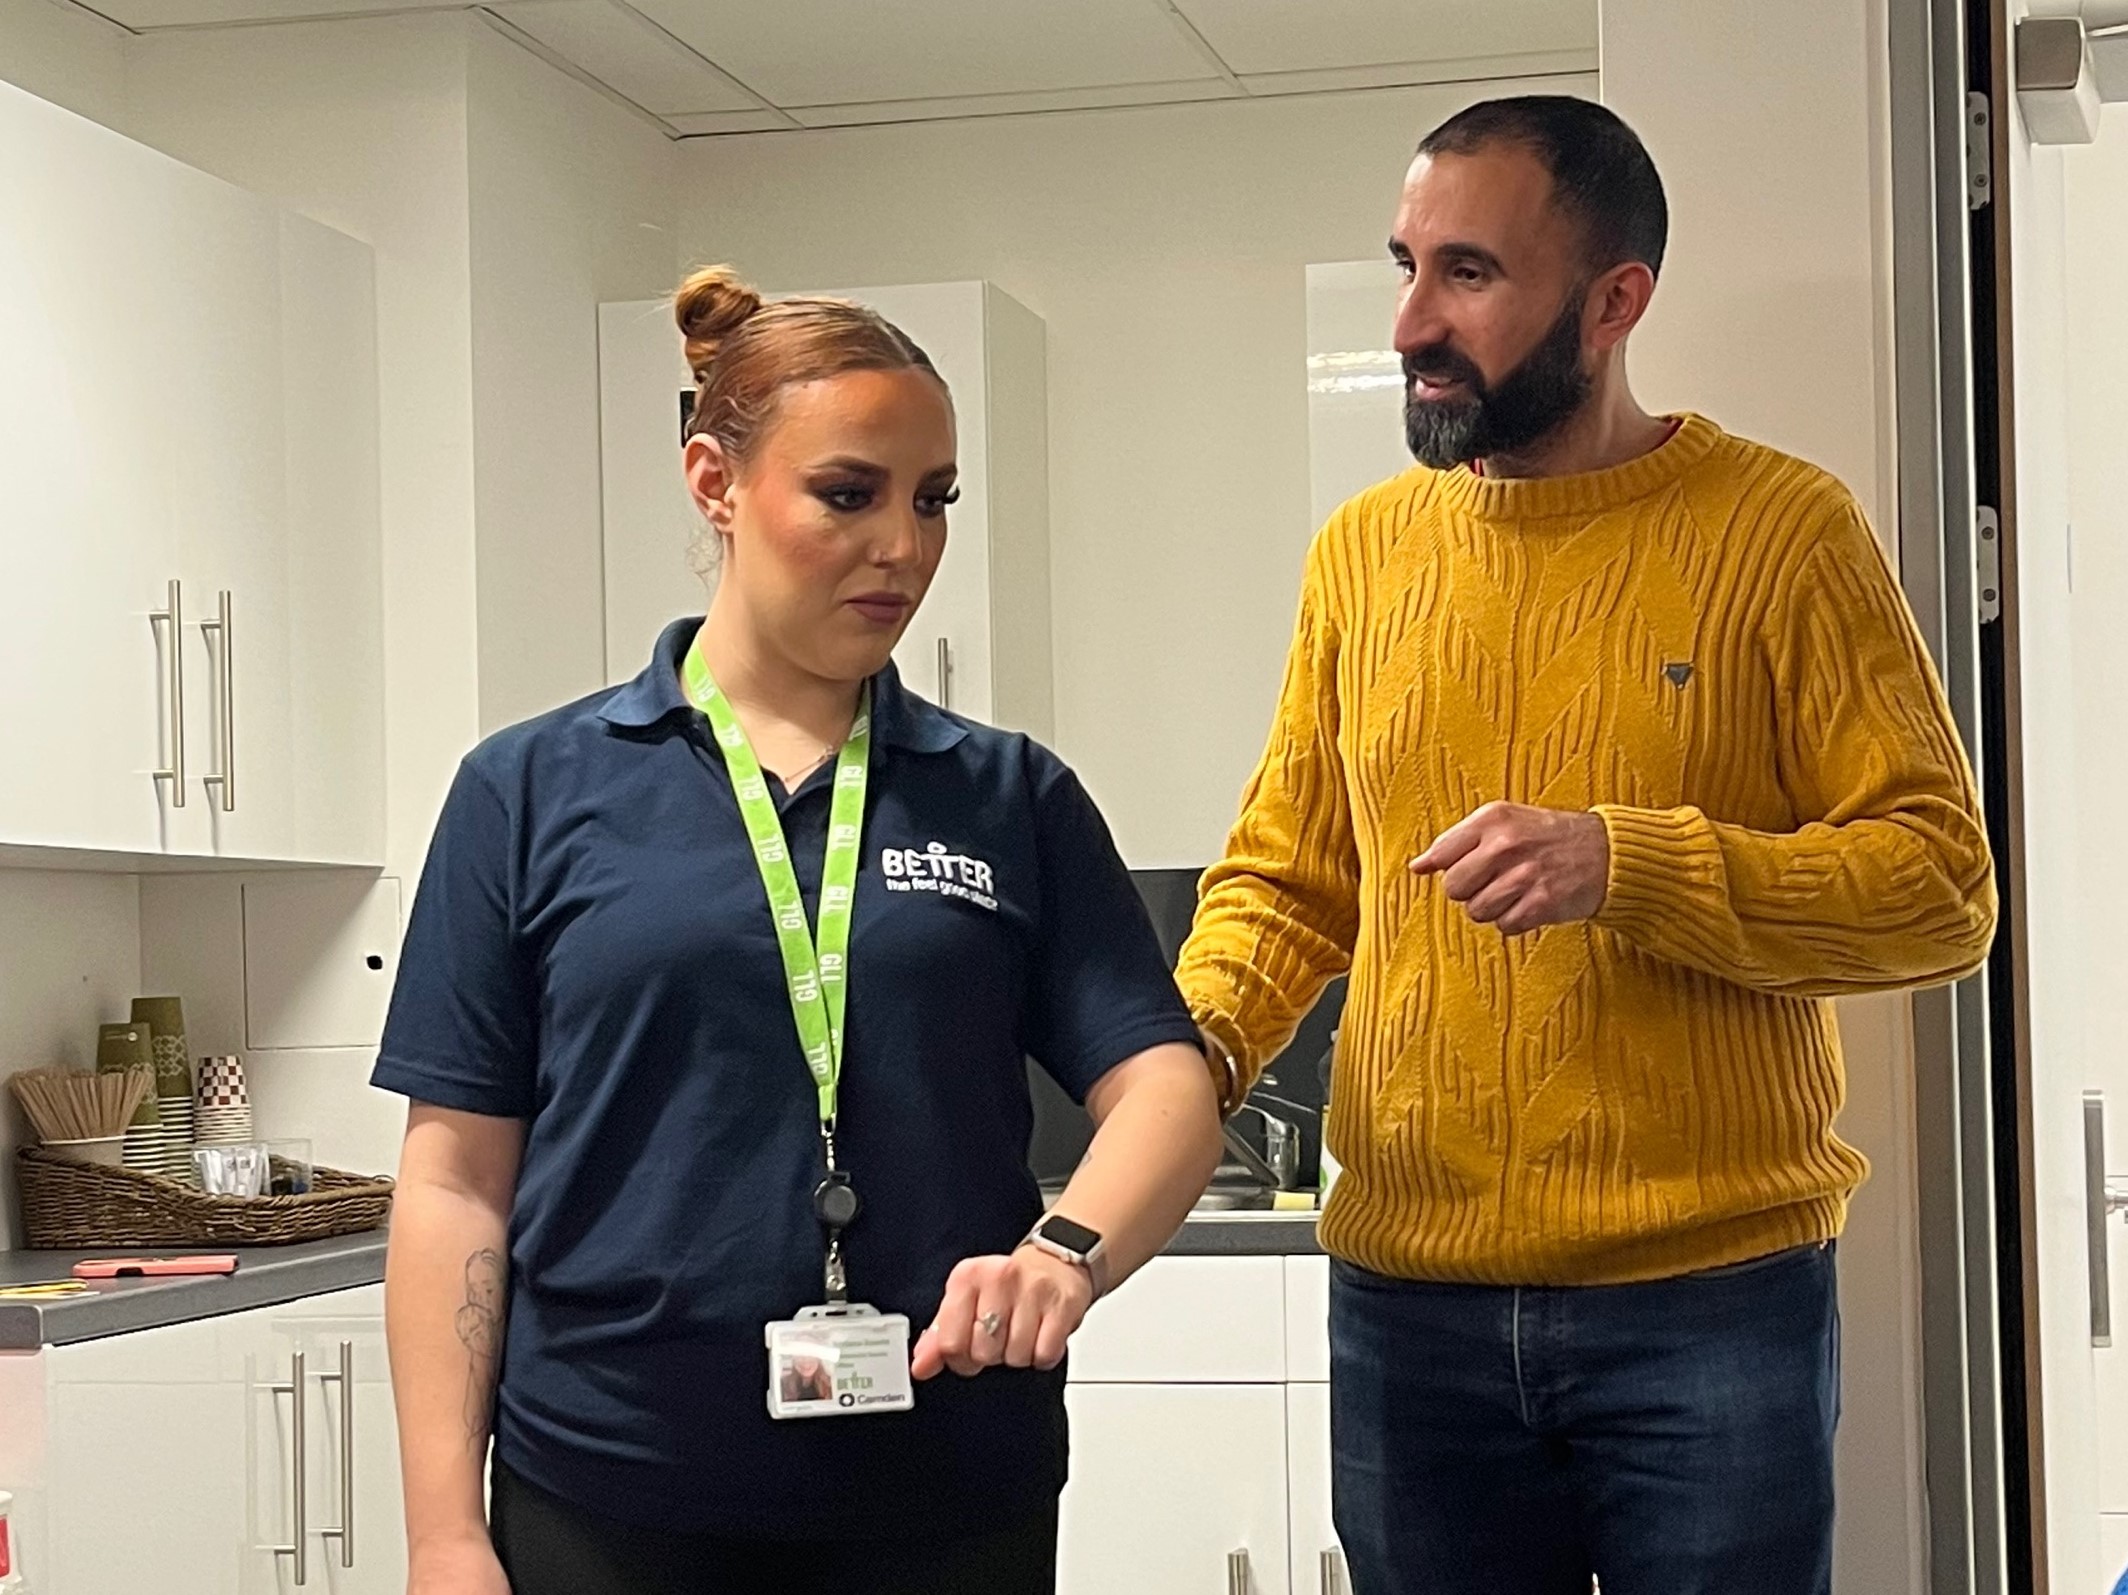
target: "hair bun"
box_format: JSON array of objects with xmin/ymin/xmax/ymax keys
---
[{"xmin": 674, "ymin": 265, "xmax": 765, "ymax": 381}]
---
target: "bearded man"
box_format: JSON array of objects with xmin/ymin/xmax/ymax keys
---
[{"xmin": 1175, "ymin": 95, "xmax": 1997, "ymax": 1595}]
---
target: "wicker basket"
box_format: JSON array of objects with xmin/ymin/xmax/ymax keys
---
[{"xmin": 16, "ymin": 1146, "xmax": 393, "ymax": 1249}]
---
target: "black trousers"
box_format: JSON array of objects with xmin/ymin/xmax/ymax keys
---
[{"xmin": 490, "ymin": 1456, "xmax": 1060, "ymax": 1595}]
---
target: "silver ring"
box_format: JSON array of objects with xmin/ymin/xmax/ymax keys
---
[{"xmin": 978, "ymin": 1311, "xmax": 1003, "ymax": 1338}]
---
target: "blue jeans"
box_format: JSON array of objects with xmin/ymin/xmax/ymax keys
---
[{"xmin": 1329, "ymin": 1244, "xmax": 1840, "ymax": 1595}]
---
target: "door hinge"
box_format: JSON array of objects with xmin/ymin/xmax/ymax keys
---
[
  {"xmin": 1967, "ymin": 91, "xmax": 1993, "ymax": 210},
  {"xmin": 1977, "ymin": 505, "xmax": 2002, "ymax": 623}
]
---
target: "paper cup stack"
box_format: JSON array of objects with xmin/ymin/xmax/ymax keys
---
[
  {"xmin": 194, "ymin": 1054, "xmax": 255, "ymax": 1147},
  {"xmin": 95, "ymin": 1022, "xmax": 164, "ymax": 1176},
  {"xmin": 132, "ymin": 997, "xmax": 197, "ymax": 1186}
]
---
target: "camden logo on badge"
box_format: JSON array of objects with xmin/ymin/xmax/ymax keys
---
[{"xmin": 881, "ymin": 841, "xmax": 998, "ymax": 911}]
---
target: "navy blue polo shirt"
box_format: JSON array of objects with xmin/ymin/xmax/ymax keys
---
[{"xmin": 372, "ymin": 617, "xmax": 1197, "ymax": 1540}]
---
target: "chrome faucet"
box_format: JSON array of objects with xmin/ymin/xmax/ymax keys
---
[{"xmin": 1226, "ymin": 1098, "xmax": 1302, "ymax": 1190}]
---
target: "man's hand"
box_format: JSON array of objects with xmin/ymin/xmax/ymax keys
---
[
  {"xmin": 1411, "ymin": 802, "xmax": 1610, "ymax": 935},
  {"xmin": 911, "ymin": 1247, "xmax": 1096, "ymax": 1380}
]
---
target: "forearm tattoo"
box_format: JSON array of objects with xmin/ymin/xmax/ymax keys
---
[{"xmin": 453, "ymin": 1248, "xmax": 507, "ymax": 1445}]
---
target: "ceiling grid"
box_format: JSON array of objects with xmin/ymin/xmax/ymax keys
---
[{"xmin": 65, "ymin": 0, "xmax": 1596, "ymax": 135}]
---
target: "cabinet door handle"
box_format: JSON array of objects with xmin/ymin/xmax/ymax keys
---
[
  {"xmin": 271, "ymin": 1349, "xmax": 308, "ymax": 1585},
  {"xmin": 198, "ymin": 588, "xmax": 235, "ymax": 812},
  {"xmin": 1227, "ymin": 1548, "xmax": 1252, "ymax": 1595},
  {"xmin": 317, "ymin": 1339, "xmax": 354, "ymax": 1567},
  {"xmin": 935, "ymin": 636, "xmax": 953, "ymax": 709},
  {"xmin": 1321, "ymin": 1546, "xmax": 1348, "ymax": 1595},
  {"xmin": 149, "ymin": 578, "xmax": 186, "ymax": 806},
  {"xmin": 2083, "ymin": 1091, "xmax": 2128, "ymax": 1346}
]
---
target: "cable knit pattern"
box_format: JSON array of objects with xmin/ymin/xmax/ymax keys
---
[{"xmin": 1177, "ymin": 414, "xmax": 1997, "ymax": 1285}]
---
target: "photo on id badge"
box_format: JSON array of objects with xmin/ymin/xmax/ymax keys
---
[
  {"xmin": 777, "ymin": 1349, "xmax": 836, "ymax": 1407},
  {"xmin": 766, "ymin": 1306, "xmax": 915, "ymax": 1420}
]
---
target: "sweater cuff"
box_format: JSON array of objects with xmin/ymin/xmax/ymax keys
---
[
  {"xmin": 1591, "ymin": 804, "xmax": 1726, "ymax": 949},
  {"xmin": 1188, "ymin": 1010, "xmax": 1250, "ymax": 1116}
]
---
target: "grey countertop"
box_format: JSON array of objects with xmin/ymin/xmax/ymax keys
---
[
  {"xmin": 1163, "ymin": 1210, "xmax": 1324, "ymax": 1257},
  {"xmin": 0, "ymin": 1230, "xmax": 389, "ymax": 1349},
  {"xmin": 0, "ymin": 1209, "xmax": 1321, "ymax": 1350}
]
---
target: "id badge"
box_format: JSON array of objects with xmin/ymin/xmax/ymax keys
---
[{"xmin": 765, "ymin": 1302, "xmax": 915, "ymax": 1421}]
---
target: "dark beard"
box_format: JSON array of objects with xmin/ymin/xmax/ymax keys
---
[{"xmin": 1402, "ymin": 289, "xmax": 1593, "ymax": 469}]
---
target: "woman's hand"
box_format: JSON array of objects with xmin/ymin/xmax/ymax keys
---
[
  {"xmin": 408, "ymin": 1530, "xmax": 511, "ymax": 1595},
  {"xmin": 911, "ymin": 1247, "xmax": 1095, "ymax": 1379}
]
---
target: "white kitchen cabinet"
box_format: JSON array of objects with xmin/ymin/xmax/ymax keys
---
[
  {"xmin": 1285, "ymin": 1384, "xmax": 1347, "ymax": 1595},
  {"xmin": 47, "ymin": 1372, "xmax": 250, "ymax": 1593},
  {"xmin": 598, "ymin": 279, "xmax": 1054, "ymax": 737},
  {"xmin": 0, "ymin": 78, "xmax": 383, "ymax": 869},
  {"xmin": 8, "ymin": 1283, "xmax": 402, "ymax": 1595},
  {"xmin": 1061, "ymin": 1383, "xmax": 1291, "ymax": 1595},
  {"xmin": 225, "ymin": 1285, "xmax": 402, "ymax": 1595},
  {"xmin": 1063, "ymin": 1250, "xmax": 1343, "ymax": 1593}
]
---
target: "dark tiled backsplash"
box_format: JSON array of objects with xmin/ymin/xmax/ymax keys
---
[{"xmin": 1025, "ymin": 868, "xmax": 1347, "ymax": 1184}]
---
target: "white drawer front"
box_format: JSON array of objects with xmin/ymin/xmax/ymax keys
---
[{"xmin": 1068, "ymin": 1256, "xmax": 1286, "ymax": 1384}]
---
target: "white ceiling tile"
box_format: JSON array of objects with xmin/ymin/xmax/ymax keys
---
[
  {"xmin": 629, "ymin": 0, "xmax": 1222, "ymax": 107},
  {"xmin": 98, "ymin": 0, "xmax": 466, "ymax": 26},
  {"xmin": 489, "ymin": 0, "xmax": 762, "ymax": 113},
  {"xmin": 786, "ymin": 78, "xmax": 1241, "ymax": 130},
  {"xmin": 1171, "ymin": 0, "xmax": 1595, "ymax": 77}
]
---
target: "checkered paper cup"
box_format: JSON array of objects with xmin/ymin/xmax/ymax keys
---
[
  {"xmin": 193, "ymin": 1056, "xmax": 255, "ymax": 1146},
  {"xmin": 195, "ymin": 1054, "xmax": 250, "ymax": 1110}
]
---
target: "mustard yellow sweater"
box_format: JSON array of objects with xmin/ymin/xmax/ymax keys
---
[{"xmin": 1177, "ymin": 415, "xmax": 1997, "ymax": 1285}]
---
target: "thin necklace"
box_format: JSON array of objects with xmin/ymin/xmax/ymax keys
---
[{"xmin": 781, "ymin": 739, "xmax": 842, "ymax": 787}]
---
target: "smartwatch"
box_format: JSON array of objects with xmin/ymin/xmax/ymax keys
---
[{"xmin": 1022, "ymin": 1213, "xmax": 1112, "ymax": 1301}]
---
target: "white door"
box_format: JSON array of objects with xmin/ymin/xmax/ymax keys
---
[
  {"xmin": 1286, "ymin": 1383, "xmax": 1347, "ymax": 1595},
  {"xmin": 148, "ymin": 145, "xmax": 289, "ymax": 862},
  {"xmin": 44, "ymin": 1317, "xmax": 249, "ymax": 1595},
  {"xmin": 0, "ymin": 80, "xmax": 182, "ymax": 857},
  {"xmin": 294, "ymin": 1323, "xmax": 404, "ymax": 1595},
  {"xmin": 150, "ymin": 173, "xmax": 384, "ymax": 866},
  {"xmin": 1059, "ymin": 1383, "xmax": 1291, "ymax": 1595},
  {"xmin": 2005, "ymin": 76, "xmax": 2128, "ymax": 1595},
  {"xmin": 235, "ymin": 1290, "xmax": 400, "ymax": 1594},
  {"xmin": 255, "ymin": 212, "xmax": 386, "ymax": 868}
]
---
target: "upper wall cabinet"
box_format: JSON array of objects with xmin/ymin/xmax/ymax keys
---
[
  {"xmin": 0, "ymin": 80, "xmax": 383, "ymax": 870},
  {"xmin": 599, "ymin": 280, "xmax": 1055, "ymax": 739}
]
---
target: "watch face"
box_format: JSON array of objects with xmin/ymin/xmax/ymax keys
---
[{"xmin": 1039, "ymin": 1214, "xmax": 1102, "ymax": 1256}]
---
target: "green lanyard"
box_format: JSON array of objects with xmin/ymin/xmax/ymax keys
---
[{"xmin": 680, "ymin": 637, "xmax": 870, "ymax": 1129}]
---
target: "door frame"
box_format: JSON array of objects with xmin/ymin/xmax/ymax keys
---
[{"xmin": 1886, "ymin": 0, "xmax": 2035, "ymax": 1590}]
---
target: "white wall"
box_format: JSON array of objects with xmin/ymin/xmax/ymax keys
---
[
  {"xmin": 466, "ymin": 24, "xmax": 676, "ymax": 736},
  {"xmin": 1600, "ymin": 0, "xmax": 1894, "ymax": 528},
  {"xmin": 667, "ymin": 77, "xmax": 1592, "ymax": 867},
  {"xmin": 1603, "ymin": 4, "xmax": 1920, "ymax": 1591},
  {"xmin": 0, "ymin": 871, "xmax": 141, "ymax": 1250}
]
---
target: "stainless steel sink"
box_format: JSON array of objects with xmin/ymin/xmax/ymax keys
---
[
  {"xmin": 1037, "ymin": 1176, "xmax": 1278, "ymax": 1213},
  {"xmin": 1191, "ymin": 1179, "xmax": 1277, "ymax": 1212}
]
